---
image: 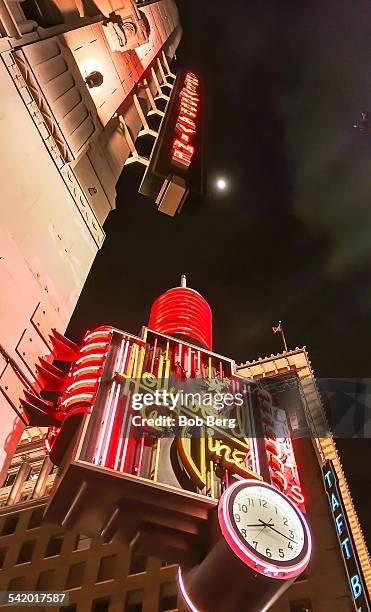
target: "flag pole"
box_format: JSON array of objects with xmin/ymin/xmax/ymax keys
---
[{"xmin": 279, "ymin": 320, "xmax": 288, "ymax": 352}]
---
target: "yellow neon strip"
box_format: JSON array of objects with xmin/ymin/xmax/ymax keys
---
[
  {"xmin": 200, "ymin": 431, "xmax": 206, "ymax": 486},
  {"xmin": 121, "ymin": 343, "xmax": 137, "ymax": 394},
  {"xmin": 157, "ymin": 354, "xmax": 164, "ymax": 381},
  {"xmin": 127, "ymin": 344, "xmax": 137, "ymax": 378},
  {"xmin": 228, "ymin": 436, "xmax": 250, "ymax": 451},
  {"xmin": 153, "ymin": 439, "xmax": 161, "ymax": 482},
  {"xmin": 209, "ymin": 460, "xmax": 215, "ymax": 499},
  {"xmin": 208, "ymin": 357, "xmax": 212, "ymax": 378},
  {"xmin": 163, "ymin": 357, "xmax": 170, "ymax": 390},
  {"xmin": 135, "ymin": 346, "xmax": 145, "ymax": 379}
]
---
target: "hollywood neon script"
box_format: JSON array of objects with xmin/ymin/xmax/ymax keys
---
[{"xmin": 172, "ymin": 72, "xmax": 199, "ymax": 167}]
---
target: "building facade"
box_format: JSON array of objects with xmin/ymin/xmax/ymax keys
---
[
  {"xmin": 0, "ymin": 0, "xmax": 181, "ymax": 482},
  {"xmin": 0, "ymin": 430, "xmax": 180, "ymax": 611}
]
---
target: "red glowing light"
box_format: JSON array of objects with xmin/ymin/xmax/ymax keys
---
[
  {"xmin": 148, "ymin": 285, "xmax": 212, "ymax": 350},
  {"xmin": 44, "ymin": 426, "xmax": 61, "ymax": 454},
  {"xmin": 83, "ymin": 329, "xmax": 112, "ymax": 343},
  {"xmin": 287, "ymin": 484, "xmax": 305, "ymax": 506},
  {"xmin": 172, "ymin": 72, "xmax": 199, "ymax": 168},
  {"xmin": 79, "ymin": 341, "xmax": 110, "ymax": 354}
]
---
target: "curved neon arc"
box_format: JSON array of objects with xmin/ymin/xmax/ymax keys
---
[
  {"xmin": 79, "ymin": 341, "xmax": 109, "ymax": 353},
  {"xmin": 177, "ymin": 568, "xmax": 200, "ymax": 612}
]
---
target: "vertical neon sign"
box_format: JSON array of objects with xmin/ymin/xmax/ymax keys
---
[
  {"xmin": 323, "ymin": 461, "xmax": 370, "ymax": 611},
  {"xmin": 172, "ymin": 72, "xmax": 199, "ymax": 168}
]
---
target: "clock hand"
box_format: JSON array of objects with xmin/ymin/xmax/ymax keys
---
[
  {"xmin": 255, "ymin": 518, "xmax": 274, "ymax": 539},
  {"xmin": 258, "ymin": 519, "xmax": 298, "ymax": 544},
  {"xmin": 256, "ymin": 519, "xmax": 274, "ymax": 527}
]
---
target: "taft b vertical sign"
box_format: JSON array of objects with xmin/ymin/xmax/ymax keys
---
[{"xmin": 323, "ymin": 460, "xmax": 370, "ymax": 611}]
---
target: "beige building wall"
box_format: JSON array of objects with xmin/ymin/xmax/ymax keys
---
[
  {"xmin": 0, "ymin": 502, "xmax": 179, "ymax": 612},
  {"xmin": 0, "ymin": 0, "xmax": 181, "ymax": 483},
  {"xmin": 0, "ymin": 431, "xmax": 180, "ymax": 611}
]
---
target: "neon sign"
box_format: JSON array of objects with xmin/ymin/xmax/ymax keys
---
[
  {"xmin": 171, "ymin": 72, "xmax": 199, "ymax": 168},
  {"xmin": 258, "ymin": 386, "xmax": 305, "ymax": 510},
  {"xmin": 177, "ymin": 434, "xmax": 262, "ymax": 490},
  {"xmin": 139, "ymin": 71, "xmax": 203, "ymax": 213},
  {"xmin": 323, "ymin": 461, "xmax": 370, "ymax": 611},
  {"xmin": 24, "ymin": 283, "xmax": 312, "ymax": 611}
]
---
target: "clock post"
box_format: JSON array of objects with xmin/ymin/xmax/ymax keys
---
[{"xmin": 178, "ymin": 480, "xmax": 312, "ymax": 612}]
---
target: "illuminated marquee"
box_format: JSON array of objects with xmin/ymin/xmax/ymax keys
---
[
  {"xmin": 23, "ymin": 336, "xmax": 312, "ymax": 612},
  {"xmin": 20, "ymin": 283, "xmax": 311, "ymax": 611},
  {"xmin": 171, "ymin": 72, "xmax": 199, "ymax": 168},
  {"xmin": 22, "ymin": 326, "xmax": 305, "ymax": 509},
  {"xmin": 60, "ymin": 327, "xmax": 262, "ymax": 495},
  {"xmin": 20, "ymin": 322, "xmax": 306, "ymax": 518}
]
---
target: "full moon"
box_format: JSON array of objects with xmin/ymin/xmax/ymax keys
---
[{"xmin": 216, "ymin": 177, "xmax": 228, "ymax": 191}]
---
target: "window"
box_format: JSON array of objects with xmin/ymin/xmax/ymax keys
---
[
  {"xmin": 16, "ymin": 540, "xmax": 35, "ymax": 564},
  {"xmin": 92, "ymin": 598, "xmax": 110, "ymax": 612},
  {"xmin": 159, "ymin": 595, "xmax": 177, "ymax": 611},
  {"xmin": 1, "ymin": 514, "xmax": 19, "ymax": 535},
  {"xmin": 159, "ymin": 582, "xmax": 177, "ymax": 611},
  {"xmin": 96, "ymin": 555, "xmax": 116, "ymax": 582},
  {"xmin": 125, "ymin": 604, "xmax": 141, "ymax": 612},
  {"xmin": 4, "ymin": 472, "xmax": 17, "ymax": 487},
  {"xmin": 28, "ymin": 467, "xmax": 41, "ymax": 481},
  {"xmin": 290, "ymin": 601, "xmax": 313, "ymax": 612},
  {"xmin": 129, "ymin": 553, "xmax": 147, "ymax": 574},
  {"xmin": 73, "ymin": 534, "xmax": 92, "ymax": 551},
  {"xmin": 28, "ymin": 507, "xmax": 44, "ymax": 529},
  {"xmin": 66, "ymin": 562, "xmax": 85, "ymax": 589},
  {"xmin": 20, "ymin": 491, "xmax": 32, "ymax": 502},
  {"xmin": 8, "ymin": 576, "xmax": 25, "ymax": 590},
  {"xmin": 0, "ymin": 548, "xmax": 6, "ymax": 569},
  {"xmin": 44, "ymin": 535, "xmax": 63, "ymax": 557},
  {"xmin": 37, "ymin": 569, "xmax": 55, "ymax": 589},
  {"xmin": 125, "ymin": 589, "xmax": 143, "ymax": 612}
]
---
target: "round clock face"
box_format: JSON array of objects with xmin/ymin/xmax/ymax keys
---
[{"xmin": 218, "ymin": 480, "xmax": 312, "ymax": 579}]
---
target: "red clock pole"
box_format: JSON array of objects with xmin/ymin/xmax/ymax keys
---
[{"xmin": 178, "ymin": 480, "xmax": 312, "ymax": 612}]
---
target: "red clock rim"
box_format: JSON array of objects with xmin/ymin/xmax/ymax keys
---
[{"xmin": 218, "ymin": 479, "xmax": 312, "ymax": 580}]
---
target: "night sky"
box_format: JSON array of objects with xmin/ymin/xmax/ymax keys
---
[{"xmin": 68, "ymin": 1, "xmax": 371, "ymax": 545}]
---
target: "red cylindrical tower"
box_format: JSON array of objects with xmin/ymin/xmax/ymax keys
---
[{"xmin": 148, "ymin": 276, "xmax": 212, "ymax": 350}]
